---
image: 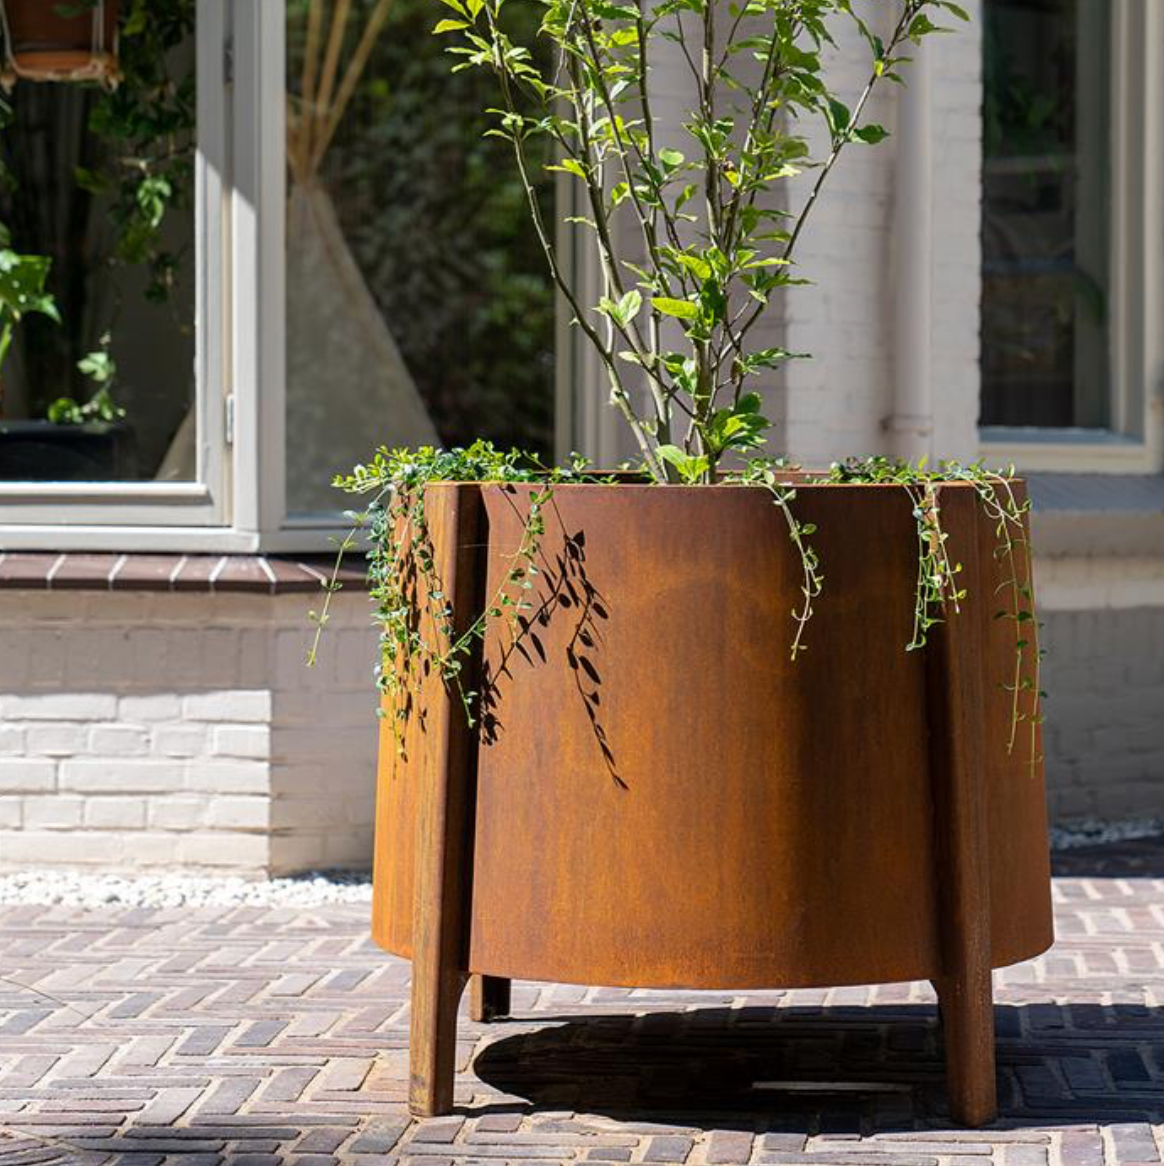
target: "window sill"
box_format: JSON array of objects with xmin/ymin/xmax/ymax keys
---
[
  {"xmin": 0, "ymin": 552, "xmax": 363, "ymax": 594},
  {"xmin": 1028, "ymin": 473, "xmax": 1164, "ymax": 558},
  {"xmin": 980, "ymin": 427, "xmax": 1155, "ymax": 474}
]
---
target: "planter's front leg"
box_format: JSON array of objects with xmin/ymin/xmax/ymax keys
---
[
  {"xmin": 926, "ymin": 489, "xmax": 997, "ymax": 1128},
  {"xmin": 409, "ymin": 484, "xmax": 485, "ymax": 1118},
  {"xmin": 409, "ymin": 734, "xmax": 473, "ymax": 1119},
  {"xmin": 470, "ymin": 974, "xmax": 512, "ymax": 1022}
]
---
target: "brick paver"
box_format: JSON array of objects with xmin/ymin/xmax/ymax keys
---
[{"xmin": 1, "ymin": 840, "xmax": 1163, "ymax": 1165}]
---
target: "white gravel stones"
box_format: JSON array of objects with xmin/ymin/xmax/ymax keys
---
[
  {"xmin": 1049, "ymin": 816, "xmax": 1164, "ymax": 851},
  {"xmin": 2, "ymin": 818, "xmax": 1162, "ymax": 910},
  {"xmin": 0, "ymin": 868, "xmax": 372, "ymax": 909}
]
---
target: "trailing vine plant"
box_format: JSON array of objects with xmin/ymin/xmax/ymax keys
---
[
  {"xmin": 308, "ymin": 443, "xmax": 603, "ymax": 755},
  {"xmin": 732, "ymin": 457, "xmax": 823, "ymax": 661},
  {"xmin": 828, "ymin": 457, "xmax": 1045, "ymax": 764}
]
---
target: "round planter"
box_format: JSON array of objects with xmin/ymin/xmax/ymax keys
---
[
  {"xmin": 370, "ymin": 480, "xmax": 1054, "ymax": 1122},
  {"xmin": 0, "ymin": 0, "xmax": 119, "ymax": 84}
]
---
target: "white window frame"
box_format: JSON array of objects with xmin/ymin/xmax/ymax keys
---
[
  {"xmin": 0, "ymin": 0, "xmax": 240, "ymax": 549},
  {"xmin": 979, "ymin": 0, "xmax": 1164, "ymax": 475}
]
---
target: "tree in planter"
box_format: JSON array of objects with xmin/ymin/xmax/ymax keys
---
[
  {"xmin": 318, "ymin": 0, "xmax": 1052, "ymax": 1128},
  {"xmin": 438, "ymin": 0, "xmax": 966, "ymax": 483}
]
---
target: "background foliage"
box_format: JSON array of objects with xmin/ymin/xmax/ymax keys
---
[{"xmin": 298, "ymin": 0, "xmax": 557, "ymax": 458}]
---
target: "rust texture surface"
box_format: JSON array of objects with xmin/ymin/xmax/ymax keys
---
[{"xmin": 372, "ymin": 482, "xmax": 1053, "ymax": 992}]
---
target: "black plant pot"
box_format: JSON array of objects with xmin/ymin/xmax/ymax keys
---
[{"xmin": 0, "ymin": 420, "xmax": 137, "ymax": 482}]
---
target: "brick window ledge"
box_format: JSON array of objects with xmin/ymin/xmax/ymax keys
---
[{"xmin": 0, "ymin": 552, "xmax": 365, "ymax": 594}]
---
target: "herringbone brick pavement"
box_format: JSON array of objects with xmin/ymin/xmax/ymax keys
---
[{"xmin": 1, "ymin": 840, "xmax": 1163, "ymax": 1165}]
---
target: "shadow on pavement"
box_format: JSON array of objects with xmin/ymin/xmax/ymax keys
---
[{"xmin": 473, "ymin": 1001, "xmax": 1164, "ymax": 1131}]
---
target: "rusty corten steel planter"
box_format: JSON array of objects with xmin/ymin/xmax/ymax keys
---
[{"xmin": 370, "ymin": 481, "xmax": 1054, "ymax": 1124}]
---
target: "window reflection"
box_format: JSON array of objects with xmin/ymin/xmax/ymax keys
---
[
  {"xmin": 980, "ymin": 0, "xmax": 1109, "ymax": 429},
  {"xmin": 284, "ymin": 0, "xmax": 555, "ymax": 515}
]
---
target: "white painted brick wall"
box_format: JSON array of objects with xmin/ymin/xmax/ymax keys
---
[
  {"xmin": 0, "ymin": 590, "xmax": 379, "ymax": 876},
  {"xmin": 777, "ymin": 0, "xmax": 983, "ymax": 465},
  {"xmin": 627, "ymin": 3, "xmax": 984, "ymax": 464}
]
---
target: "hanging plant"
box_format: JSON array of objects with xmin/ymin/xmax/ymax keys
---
[{"xmin": 0, "ymin": 0, "xmax": 120, "ymax": 88}]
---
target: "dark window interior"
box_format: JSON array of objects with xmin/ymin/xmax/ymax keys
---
[{"xmin": 980, "ymin": 0, "xmax": 1110, "ymax": 429}]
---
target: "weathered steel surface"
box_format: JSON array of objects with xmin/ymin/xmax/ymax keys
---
[
  {"xmin": 925, "ymin": 488, "xmax": 996, "ymax": 1126},
  {"xmin": 399, "ymin": 485, "xmax": 483, "ymax": 1116},
  {"xmin": 373, "ymin": 481, "xmax": 1052, "ymax": 993}
]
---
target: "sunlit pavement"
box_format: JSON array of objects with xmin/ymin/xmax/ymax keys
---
[{"xmin": 1, "ymin": 839, "xmax": 1162, "ymax": 1165}]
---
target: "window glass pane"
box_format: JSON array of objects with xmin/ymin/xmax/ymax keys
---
[
  {"xmin": 0, "ymin": 7, "xmax": 197, "ymax": 482},
  {"xmin": 285, "ymin": 0, "xmax": 555, "ymax": 516},
  {"xmin": 980, "ymin": 0, "xmax": 1109, "ymax": 429}
]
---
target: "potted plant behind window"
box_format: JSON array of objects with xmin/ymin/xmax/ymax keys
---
[
  {"xmin": 0, "ymin": 0, "xmax": 119, "ymax": 86},
  {"xmin": 317, "ymin": 0, "xmax": 1053, "ymax": 1126}
]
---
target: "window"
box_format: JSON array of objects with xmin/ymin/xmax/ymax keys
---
[
  {"xmin": 0, "ymin": 71, "xmax": 197, "ymax": 483},
  {"xmin": 0, "ymin": 0, "xmax": 560, "ymax": 547},
  {"xmin": 0, "ymin": 0, "xmax": 228, "ymax": 537},
  {"xmin": 980, "ymin": 0, "xmax": 1164, "ymax": 472}
]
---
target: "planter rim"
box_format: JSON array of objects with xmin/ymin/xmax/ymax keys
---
[{"xmin": 420, "ymin": 477, "xmax": 1024, "ymax": 492}]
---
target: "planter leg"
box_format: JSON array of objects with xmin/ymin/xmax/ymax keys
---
[
  {"xmin": 470, "ymin": 974, "xmax": 511, "ymax": 1022},
  {"xmin": 935, "ymin": 970, "xmax": 996, "ymax": 1127},
  {"xmin": 925, "ymin": 489, "xmax": 997, "ymax": 1128},
  {"xmin": 408, "ymin": 484, "xmax": 486, "ymax": 1119},
  {"xmin": 410, "ymin": 961, "xmax": 467, "ymax": 1117}
]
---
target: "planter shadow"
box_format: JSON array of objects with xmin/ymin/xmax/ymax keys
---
[
  {"xmin": 1052, "ymin": 837, "xmax": 1164, "ymax": 878},
  {"xmin": 472, "ymin": 1002, "xmax": 1164, "ymax": 1129}
]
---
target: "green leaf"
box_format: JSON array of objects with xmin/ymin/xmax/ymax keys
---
[
  {"xmin": 547, "ymin": 158, "xmax": 588, "ymax": 180},
  {"xmin": 853, "ymin": 123, "xmax": 889, "ymax": 144},
  {"xmin": 617, "ymin": 289, "xmax": 642, "ymax": 324},
  {"xmin": 78, "ymin": 349, "xmax": 115, "ymax": 384},
  {"xmin": 657, "ymin": 444, "xmax": 710, "ymax": 484},
  {"xmin": 433, "ymin": 19, "xmax": 469, "ymax": 32},
  {"xmin": 825, "ymin": 97, "xmax": 851, "ymax": 138},
  {"xmin": 47, "ymin": 397, "xmax": 81, "ymax": 425},
  {"xmin": 650, "ymin": 296, "xmax": 698, "ymax": 320},
  {"xmin": 599, "ymin": 289, "xmax": 642, "ymax": 329},
  {"xmin": 908, "ymin": 12, "xmax": 943, "ymax": 41},
  {"xmin": 675, "ymin": 253, "xmax": 711, "ymax": 281}
]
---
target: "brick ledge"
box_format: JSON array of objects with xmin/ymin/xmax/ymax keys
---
[{"xmin": 0, "ymin": 552, "xmax": 365, "ymax": 594}]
